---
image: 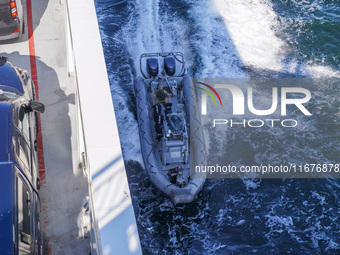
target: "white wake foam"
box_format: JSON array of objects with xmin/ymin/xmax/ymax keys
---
[
  {"xmin": 187, "ymin": 1, "xmax": 246, "ymax": 77},
  {"xmin": 213, "ymin": 0, "xmax": 285, "ymax": 72}
]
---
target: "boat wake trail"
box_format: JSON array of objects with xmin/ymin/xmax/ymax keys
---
[
  {"xmin": 212, "ymin": 0, "xmax": 285, "ymax": 73},
  {"xmin": 126, "ymin": 0, "xmax": 193, "ymax": 70}
]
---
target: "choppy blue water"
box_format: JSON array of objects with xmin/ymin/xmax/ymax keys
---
[{"xmin": 94, "ymin": 0, "xmax": 340, "ymax": 254}]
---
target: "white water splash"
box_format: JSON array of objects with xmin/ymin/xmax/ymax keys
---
[{"xmin": 213, "ymin": 0, "xmax": 285, "ymax": 72}]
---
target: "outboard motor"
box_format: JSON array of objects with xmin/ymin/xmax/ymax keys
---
[
  {"xmin": 147, "ymin": 58, "xmax": 159, "ymax": 77},
  {"xmin": 164, "ymin": 57, "xmax": 176, "ymax": 76}
]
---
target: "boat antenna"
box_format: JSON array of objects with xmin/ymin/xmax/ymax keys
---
[{"xmin": 164, "ymin": 77, "xmax": 175, "ymax": 95}]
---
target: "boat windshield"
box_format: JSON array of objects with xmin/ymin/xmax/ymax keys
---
[{"xmin": 0, "ymin": 85, "xmax": 21, "ymax": 102}]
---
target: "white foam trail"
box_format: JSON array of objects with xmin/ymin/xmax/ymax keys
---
[
  {"xmin": 305, "ymin": 63, "xmax": 340, "ymax": 78},
  {"xmin": 213, "ymin": 0, "xmax": 285, "ymax": 72},
  {"xmin": 136, "ymin": 0, "xmax": 161, "ymax": 52},
  {"xmin": 282, "ymin": 58, "xmax": 340, "ymax": 78},
  {"xmin": 118, "ymin": 0, "xmax": 162, "ymax": 73},
  {"xmin": 124, "ymin": 0, "xmax": 193, "ymax": 73},
  {"xmin": 188, "ymin": 1, "xmax": 246, "ymax": 77}
]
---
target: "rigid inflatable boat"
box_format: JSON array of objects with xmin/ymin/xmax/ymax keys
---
[{"xmin": 134, "ymin": 52, "xmax": 206, "ymax": 204}]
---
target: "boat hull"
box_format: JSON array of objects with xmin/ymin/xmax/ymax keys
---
[{"xmin": 134, "ymin": 75, "xmax": 206, "ymax": 204}]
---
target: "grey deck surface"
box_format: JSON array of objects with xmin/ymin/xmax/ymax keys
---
[{"xmin": 0, "ymin": 0, "xmax": 89, "ymax": 254}]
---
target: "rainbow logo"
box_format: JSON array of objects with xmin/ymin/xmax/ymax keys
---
[{"xmin": 197, "ymin": 82, "xmax": 222, "ymax": 106}]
